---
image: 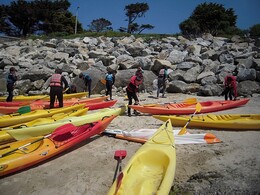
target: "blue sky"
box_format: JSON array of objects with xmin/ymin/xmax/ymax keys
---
[{"xmin": 1, "ymin": 0, "xmax": 260, "ymax": 34}]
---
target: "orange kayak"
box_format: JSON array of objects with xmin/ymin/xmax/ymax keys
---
[
  {"xmin": 0, "ymin": 96, "xmax": 107, "ymax": 107},
  {"xmin": 0, "ymin": 115, "xmax": 116, "ymax": 177},
  {"xmin": 129, "ymin": 99, "xmax": 250, "ymax": 115},
  {"xmin": 0, "ymin": 104, "xmax": 44, "ymax": 115},
  {"xmin": 0, "ymin": 98, "xmax": 114, "ymax": 114},
  {"xmin": 30, "ymin": 96, "xmax": 108, "ymax": 109}
]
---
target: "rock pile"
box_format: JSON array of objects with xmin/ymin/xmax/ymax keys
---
[{"xmin": 0, "ymin": 34, "xmax": 259, "ymax": 97}]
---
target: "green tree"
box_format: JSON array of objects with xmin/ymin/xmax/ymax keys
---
[
  {"xmin": 249, "ymin": 24, "xmax": 260, "ymax": 38},
  {"xmin": 0, "ymin": 0, "xmax": 83, "ymax": 37},
  {"xmin": 180, "ymin": 2, "xmax": 238, "ymax": 36},
  {"xmin": 179, "ymin": 19, "xmax": 200, "ymax": 37},
  {"xmin": 124, "ymin": 2, "xmax": 154, "ymax": 34},
  {"xmin": 0, "ymin": 0, "xmax": 37, "ymax": 36},
  {"xmin": 88, "ymin": 18, "xmax": 112, "ymax": 32}
]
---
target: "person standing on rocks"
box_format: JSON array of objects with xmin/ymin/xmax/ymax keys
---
[
  {"xmin": 126, "ymin": 75, "xmax": 143, "ymax": 117},
  {"xmin": 157, "ymin": 66, "xmax": 169, "ymax": 98},
  {"xmin": 6, "ymin": 67, "xmax": 18, "ymax": 102},
  {"xmin": 49, "ymin": 68, "xmax": 69, "ymax": 108},
  {"xmin": 222, "ymin": 73, "xmax": 237, "ymax": 100},
  {"xmin": 105, "ymin": 70, "xmax": 115, "ymax": 100},
  {"xmin": 79, "ymin": 72, "xmax": 92, "ymax": 97}
]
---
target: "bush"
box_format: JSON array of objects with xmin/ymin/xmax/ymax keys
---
[{"xmin": 249, "ymin": 24, "xmax": 260, "ymax": 38}]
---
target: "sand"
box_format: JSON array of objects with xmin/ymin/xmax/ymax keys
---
[{"xmin": 0, "ymin": 92, "xmax": 260, "ymax": 195}]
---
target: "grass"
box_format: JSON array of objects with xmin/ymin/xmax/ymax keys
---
[{"xmin": 28, "ymin": 31, "xmax": 180, "ymax": 41}]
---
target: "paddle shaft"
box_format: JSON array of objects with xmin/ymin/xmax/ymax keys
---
[
  {"xmin": 112, "ymin": 150, "xmax": 126, "ymax": 183},
  {"xmin": 112, "ymin": 159, "xmax": 121, "ymax": 183},
  {"xmin": 178, "ymin": 103, "xmax": 202, "ymax": 135},
  {"xmin": 0, "ymin": 134, "xmax": 51, "ymax": 158}
]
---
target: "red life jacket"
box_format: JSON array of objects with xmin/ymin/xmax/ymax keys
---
[
  {"xmin": 127, "ymin": 76, "xmax": 142, "ymax": 92},
  {"xmin": 50, "ymin": 74, "xmax": 62, "ymax": 87}
]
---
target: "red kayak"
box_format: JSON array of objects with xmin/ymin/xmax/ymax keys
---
[
  {"xmin": 0, "ymin": 115, "xmax": 116, "ymax": 177},
  {"xmin": 128, "ymin": 98, "xmax": 250, "ymax": 115},
  {"xmin": 84, "ymin": 100, "xmax": 117, "ymax": 110}
]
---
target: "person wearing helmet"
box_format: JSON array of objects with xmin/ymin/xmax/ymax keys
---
[
  {"xmin": 79, "ymin": 72, "xmax": 92, "ymax": 97},
  {"xmin": 6, "ymin": 67, "xmax": 18, "ymax": 102},
  {"xmin": 126, "ymin": 75, "xmax": 143, "ymax": 117},
  {"xmin": 49, "ymin": 68, "xmax": 69, "ymax": 108}
]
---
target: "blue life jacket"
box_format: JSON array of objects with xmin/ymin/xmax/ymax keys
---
[
  {"xmin": 6, "ymin": 73, "xmax": 16, "ymax": 84},
  {"xmin": 83, "ymin": 73, "xmax": 91, "ymax": 81},
  {"xmin": 106, "ymin": 73, "xmax": 113, "ymax": 81}
]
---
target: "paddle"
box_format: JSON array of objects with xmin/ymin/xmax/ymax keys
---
[
  {"xmin": 112, "ymin": 150, "xmax": 127, "ymax": 183},
  {"xmin": 178, "ymin": 102, "xmax": 202, "ymax": 135},
  {"xmin": 0, "ymin": 123, "xmax": 76, "ymax": 158},
  {"xmin": 143, "ymin": 97, "xmax": 197, "ymax": 107}
]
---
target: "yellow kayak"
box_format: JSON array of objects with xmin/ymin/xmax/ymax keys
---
[
  {"xmin": 0, "ymin": 104, "xmax": 85, "ymax": 128},
  {"xmin": 0, "ymin": 108, "xmax": 88, "ymax": 145},
  {"xmin": 0, "ymin": 92, "xmax": 88, "ymax": 102},
  {"xmin": 153, "ymin": 114, "xmax": 260, "ymax": 130},
  {"xmin": 3, "ymin": 106, "xmax": 126, "ymax": 141},
  {"xmin": 108, "ymin": 119, "xmax": 176, "ymax": 195}
]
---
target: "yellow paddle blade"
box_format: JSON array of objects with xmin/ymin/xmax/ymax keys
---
[
  {"xmin": 196, "ymin": 102, "xmax": 202, "ymax": 112},
  {"xmin": 183, "ymin": 98, "xmax": 197, "ymax": 104},
  {"xmin": 179, "ymin": 126, "xmax": 187, "ymax": 135},
  {"xmin": 178, "ymin": 102, "xmax": 202, "ymax": 135}
]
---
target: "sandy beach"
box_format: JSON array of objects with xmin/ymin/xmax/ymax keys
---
[{"xmin": 0, "ymin": 92, "xmax": 260, "ymax": 195}]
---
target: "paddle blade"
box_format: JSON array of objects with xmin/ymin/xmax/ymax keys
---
[
  {"xmin": 178, "ymin": 127, "xmax": 187, "ymax": 135},
  {"xmin": 17, "ymin": 106, "xmax": 31, "ymax": 114},
  {"xmin": 114, "ymin": 150, "xmax": 127, "ymax": 160},
  {"xmin": 195, "ymin": 102, "xmax": 202, "ymax": 112},
  {"xmin": 183, "ymin": 98, "xmax": 197, "ymax": 104}
]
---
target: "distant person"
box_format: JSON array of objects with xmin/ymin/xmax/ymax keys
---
[
  {"xmin": 157, "ymin": 67, "xmax": 169, "ymax": 98},
  {"xmin": 79, "ymin": 72, "xmax": 92, "ymax": 97},
  {"xmin": 126, "ymin": 75, "xmax": 143, "ymax": 117},
  {"xmin": 105, "ymin": 71, "xmax": 115, "ymax": 100},
  {"xmin": 6, "ymin": 67, "xmax": 18, "ymax": 102},
  {"xmin": 49, "ymin": 68, "xmax": 69, "ymax": 108},
  {"xmin": 222, "ymin": 73, "xmax": 237, "ymax": 100},
  {"xmin": 66, "ymin": 84, "xmax": 77, "ymax": 94}
]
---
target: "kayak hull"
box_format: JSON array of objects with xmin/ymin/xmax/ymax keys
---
[
  {"xmin": 3, "ymin": 107, "xmax": 125, "ymax": 140},
  {"xmin": 0, "ymin": 96, "xmax": 107, "ymax": 107},
  {"xmin": 0, "ymin": 92, "xmax": 88, "ymax": 102},
  {"xmin": 129, "ymin": 99, "xmax": 250, "ymax": 115},
  {"xmin": 0, "ymin": 108, "xmax": 88, "ymax": 145},
  {"xmin": 153, "ymin": 114, "xmax": 260, "ymax": 130},
  {"xmin": 0, "ymin": 99, "xmax": 116, "ymax": 114},
  {"xmin": 0, "ymin": 104, "xmax": 86, "ymax": 128},
  {"xmin": 108, "ymin": 120, "xmax": 176, "ymax": 195},
  {"xmin": 0, "ymin": 116, "xmax": 115, "ymax": 177}
]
